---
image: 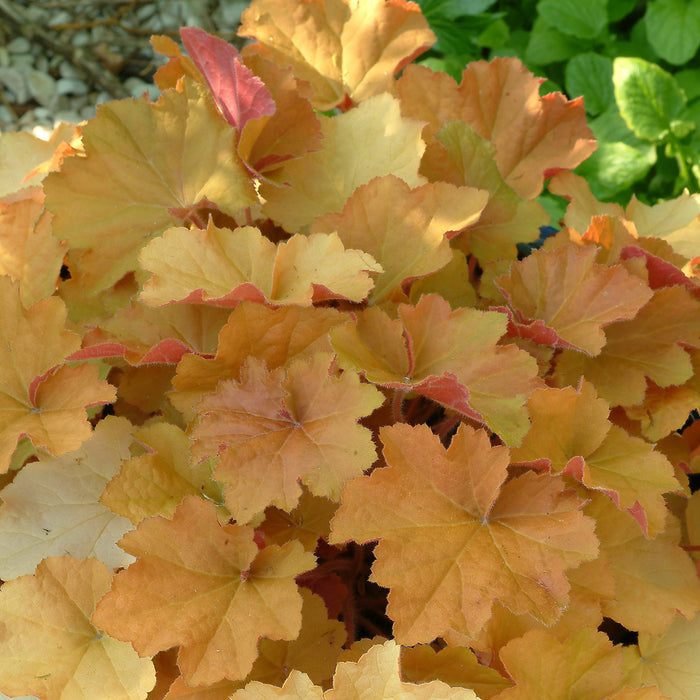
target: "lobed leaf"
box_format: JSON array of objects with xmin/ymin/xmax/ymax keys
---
[
  {"xmin": 420, "ymin": 121, "xmax": 549, "ymax": 263},
  {"xmin": 0, "ymin": 276, "xmax": 115, "ymax": 472},
  {"xmin": 496, "ymin": 242, "xmax": 653, "ymax": 356},
  {"xmin": 91, "ymin": 496, "xmax": 316, "ymax": 686},
  {"xmin": 192, "ymin": 353, "xmax": 384, "ymax": 523},
  {"xmin": 43, "ymin": 79, "xmax": 257, "ymax": 294},
  {"xmin": 311, "ymin": 175, "xmax": 487, "ymax": 304},
  {"xmin": 330, "ymin": 423, "xmax": 598, "ymax": 643},
  {"xmin": 0, "ymin": 187, "xmax": 65, "ymax": 306},
  {"xmin": 398, "ymin": 58, "xmax": 596, "ymax": 200},
  {"xmin": 239, "ymin": 0, "xmax": 436, "ymax": 110},
  {"xmin": 511, "ymin": 382, "xmax": 681, "ymax": 537},
  {"xmin": 0, "ymin": 416, "xmax": 136, "ymax": 580},
  {"xmin": 139, "ymin": 222, "xmax": 382, "ymax": 307},
  {"xmin": 552, "ymin": 286, "xmax": 700, "ymax": 406},
  {"xmin": 260, "ymin": 93, "xmax": 426, "ymax": 231},
  {"xmin": 331, "ymin": 294, "xmax": 541, "ymax": 445},
  {"xmin": 0, "ymin": 556, "xmax": 155, "ymax": 700}
]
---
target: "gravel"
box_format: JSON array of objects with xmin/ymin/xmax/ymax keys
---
[{"xmin": 0, "ymin": 0, "xmax": 249, "ymax": 136}]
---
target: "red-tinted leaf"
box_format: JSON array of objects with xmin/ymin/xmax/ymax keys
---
[{"xmin": 180, "ymin": 27, "xmax": 276, "ymax": 130}]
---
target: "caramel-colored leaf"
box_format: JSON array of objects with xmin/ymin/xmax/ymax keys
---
[
  {"xmin": 192, "ymin": 353, "xmax": 383, "ymax": 523},
  {"xmin": 139, "ymin": 222, "xmax": 382, "ymax": 307},
  {"xmin": 0, "ymin": 187, "xmax": 65, "ymax": 305},
  {"xmin": 402, "ymin": 645, "xmax": 512, "ymax": 699},
  {"xmin": 0, "ymin": 276, "xmax": 115, "ymax": 471},
  {"xmin": 310, "ymin": 175, "xmax": 487, "ymax": 304},
  {"xmin": 588, "ymin": 493, "xmax": 700, "ymax": 635},
  {"xmin": 398, "ymin": 59, "xmax": 596, "ymax": 200},
  {"xmin": 496, "ymin": 243, "xmax": 653, "ymax": 356},
  {"xmin": 553, "ymin": 286, "xmax": 700, "ymax": 406},
  {"xmin": 44, "ymin": 80, "xmax": 256, "ymax": 294},
  {"xmin": 170, "ymin": 303, "xmax": 346, "ymax": 421},
  {"xmin": 92, "ymin": 496, "xmax": 315, "ymax": 686},
  {"xmin": 260, "ymin": 93, "xmax": 426, "ymax": 232},
  {"xmin": 494, "ymin": 628, "xmax": 623, "ymax": 700},
  {"xmin": 330, "ymin": 423, "xmax": 598, "ymax": 643},
  {"xmin": 239, "ymin": 0, "xmax": 435, "ymax": 109},
  {"xmin": 512, "ymin": 382, "xmax": 680, "ymax": 537},
  {"xmin": 420, "ymin": 121, "xmax": 548, "ymax": 263},
  {"xmin": 0, "ymin": 556, "xmax": 155, "ymax": 700},
  {"xmin": 330, "ymin": 294, "xmax": 541, "ymax": 445}
]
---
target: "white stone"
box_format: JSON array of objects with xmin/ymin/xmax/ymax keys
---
[
  {"xmin": 7, "ymin": 37, "xmax": 31, "ymax": 54},
  {"xmin": 59, "ymin": 61, "xmax": 80, "ymax": 80},
  {"xmin": 0, "ymin": 67, "xmax": 28, "ymax": 103},
  {"xmin": 56, "ymin": 77, "xmax": 89, "ymax": 96},
  {"xmin": 27, "ymin": 70, "xmax": 57, "ymax": 107}
]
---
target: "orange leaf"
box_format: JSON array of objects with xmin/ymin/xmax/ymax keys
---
[
  {"xmin": 330, "ymin": 423, "xmax": 598, "ymax": 643},
  {"xmin": 259, "ymin": 487, "xmax": 337, "ymax": 551},
  {"xmin": 170, "ymin": 303, "xmax": 346, "ymax": 421},
  {"xmin": 553, "ymin": 286, "xmax": 700, "ymax": 406},
  {"xmin": 260, "ymin": 93, "xmax": 426, "ymax": 232},
  {"xmin": 419, "ymin": 121, "xmax": 548, "ymax": 263},
  {"xmin": 0, "ymin": 276, "xmax": 115, "ymax": 471},
  {"xmin": 512, "ymin": 381, "xmax": 680, "ymax": 537},
  {"xmin": 587, "ymin": 493, "xmax": 700, "ymax": 635},
  {"xmin": 92, "ymin": 496, "xmax": 316, "ymax": 686},
  {"xmin": 494, "ymin": 627, "xmax": 623, "ymax": 700},
  {"xmin": 239, "ymin": 0, "xmax": 435, "ymax": 110},
  {"xmin": 139, "ymin": 223, "xmax": 382, "ymax": 307},
  {"xmin": 0, "ymin": 186, "xmax": 65, "ymax": 305},
  {"xmin": 330, "ymin": 294, "xmax": 541, "ymax": 445},
  {"xmin": 398, "ymin": 59, "xmax": 596, "ymax": 200},
  {"xmin": 0, "ymin": 556, "xmax": 155, "ymax": 700},
  {"xmin": 76, "ymin": 300, "xmax": 231, "ymax": 366},
  {"xmin": 310, "ymin": 175, "xmax": 487, "ymax": 304},
  {"xmin": 166, "ymin": 589, "xmax": 346, "ymax": 697},
  {"xmin": 496, "ymin": 243, "xmax": 653, "ymax": 356},
  {"xmin": 192, "ymin": 353, "xmax": 384, "ymax": 523},
  {"xmin": 43, "ymin": 79, "xmax": 257, "ymax": 294}
]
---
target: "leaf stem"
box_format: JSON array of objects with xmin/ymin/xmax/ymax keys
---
[{"xmin": 392, "ymin": 388, "xmax": 406, "ymax": 422}]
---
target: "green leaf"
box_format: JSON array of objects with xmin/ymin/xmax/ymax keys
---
[
  {"xmin": 577, "ymin": 140, "xmax": 656, "ymax": 196},
  {"xmin": 613, "ymin": 57, "xmax": 687, "ymax": 142},
  {"xmin": 443, "ymin": 0, "xmax": 498, "ymax": 18},
  {"xmin": 676, "ymin": 69, "xmax": 700, "ymax": 102},
  {"xmin": 608, "ymin": 0, "xmax": 638, "ymax": 22},
  {"xmin": 477, "ymin": 18, "xmax": 509, "ymax": 49},
  {"xmin": 644, "ymin": 0, "xmax": 700, "ymax": 65},
  {"xmin": 565, "ymin": 53, "xmax": 614, "ymax": 116},
  {"xmin": 416, "ymin": 0, "xmax": 496, "ymax": 19},
  {"xmin": 525, "ymin": 17, "xmax": 584, "ymax": 65},
  {"xmin": 536, "ymin": 0, "xmax": 607, "ymax": 39}
]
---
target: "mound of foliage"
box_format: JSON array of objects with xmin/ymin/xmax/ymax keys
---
[{"xmin": 0, "ymin": 0, "xmax": 700, "ymax": 697}]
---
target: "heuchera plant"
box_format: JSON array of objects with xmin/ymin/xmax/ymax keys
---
[{"xmin": 1, "ymin": 0, "xmax": 700, "ymax": 697}]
